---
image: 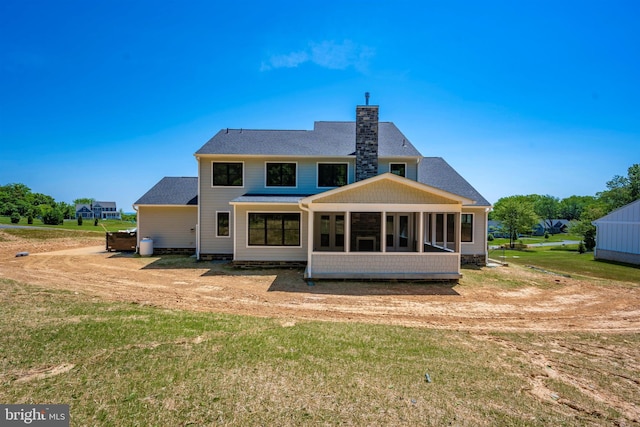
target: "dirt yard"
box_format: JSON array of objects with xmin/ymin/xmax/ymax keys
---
[{"xmin": 1, "ymin": 232, "xmax": 639, "ymax": 333}]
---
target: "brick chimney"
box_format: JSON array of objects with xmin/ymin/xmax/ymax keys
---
[{"xmin": 355, "ymin": 95, "xmax": 379, "ymax": 182}]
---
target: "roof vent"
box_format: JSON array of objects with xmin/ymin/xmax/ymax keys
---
[{"xmin": 365, "ymin": 92, "xmax": 370, "ymax": 106}]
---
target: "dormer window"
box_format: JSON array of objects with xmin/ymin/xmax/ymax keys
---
[{"xmin": 390, "ymin": 163, "xmax": 406, "ymax": 177}]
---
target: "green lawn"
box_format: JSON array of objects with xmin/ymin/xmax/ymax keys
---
[
  {"xmin": 489, "ymin": 245, "xmax": 640, "ymax": 284},
  {"xmin": 489, "ymin": 232, "xmax": 583, "ymax": 247},
  {"xmin": 1, "ymin": 279, "xmax": 637, "ymax": 426},
  {"xmin": 0, "ymin": 216, "xmax": 135, "ymax": 233}
]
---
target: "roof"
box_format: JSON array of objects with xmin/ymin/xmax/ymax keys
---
[
  {"xmin": 94, "ymin": 201, "xmax": 117, "ymax": 208},
  {"xmin": 195, "ymin": 121, "xmax": 422, "ymax": 158},
  {"xmin": 418, "ymin": 157, "xmax": 491, "ymax": 207},
  {"xmin": 134, "ymin": 177, "xmax": 198, "ymax": 206}
]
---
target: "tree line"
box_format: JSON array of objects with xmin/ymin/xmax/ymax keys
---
[
  {"xmin": 0, "ymin": 184, "xmax": 133, "ymax": 225},
  {"xmin": 490, "ymin": 164, "xmax": 640, "ymax": 249}
]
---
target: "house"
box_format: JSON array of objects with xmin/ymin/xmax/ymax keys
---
[
  {"xmin": 134, "ymin": 101, "xmax": 491, "ymax": 280},
  {"xmin": 74, "ymin": 201, "xmax": 121, "ymax": 220},
  {"xmin": 75, "ymin": 204, "xmax": 94, "ymax": 219},
  {"xmin": 531, "ymin": 219, "xmax": 571, "ymax": 236},
  {"xmin": 592, "ymin": 199, "xmax": 640, "ymax": 265}
]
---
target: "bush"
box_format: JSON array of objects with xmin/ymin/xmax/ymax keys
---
[
  {"xmin": 10, "ymin": 211, "xmax": 20, "ymax": 224},
  {"xmin": 94, "ymin": 217, "xmax": 99, "ymax": 226},
  {"xmin": 27, "ymin": 214, "xmax": 33, "ymax": 224},
  {"xmin": 487, "ymin": 234, "xmax": 494, "ymax": 241},
  {"xmin": 77, "ymin": 215, "xmax": 83, "ymax": 226},
  {"xmin": 544, "ymin": 232, "xmax": 549, "ymax": 239},
  {"xmin": 578, "ymin": 241, "xmax": 586, "ymax": 254},
  {"xmin": 42, "ymin": 208, "xmax": 64, "ymax": 225}
]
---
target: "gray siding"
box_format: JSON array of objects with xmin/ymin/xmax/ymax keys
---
[
  {"xmin": 460, "ymin": 207, "xmax": 488, "ymax": 257},
  {"xmin": 137, "ymin": 206, "xmax": 197, "ymax": 249},
  {"xmin": 234, "ymin": 204, "xmax": 308, "ymax": 262}
]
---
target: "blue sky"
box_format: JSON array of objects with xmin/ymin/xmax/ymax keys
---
[{"xmin": 1, "ymin": 1, "xmax": 639, "ymax": 211}]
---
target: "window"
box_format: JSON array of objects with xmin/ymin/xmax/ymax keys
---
[
  {"xmin": 248, "ymin": 213, "xmax": 300, "ymax": 246},
  {"xmin": 212, "ymin": 162, "xmax": 243, "ymax": 186},
  {"xmin": 461, "ymin": 213, "xmax": 473, "ymax": 242},
  {"xmin": 266, "ymin": 162, "xmax": 296, "ymax": 187},
  {"xmin": 217, "ymin": 212, "xmax": 230, "ymax": 237},
  {"xmin": 390, "ymin": 163, "xmax": 406, "ymax": 177},
  {"xmin": 318, "ymin": 163, "xmax": 348, "ymax": 187},
  {"xmin": 314, "ymin": 213, "xmax": 345, "ymax": 251}
]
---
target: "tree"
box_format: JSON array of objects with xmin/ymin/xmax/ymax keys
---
[
  {"xmin": 533, "ymin": 194, "xmax": 559, "ymax": 234},
  {"xmin": 492, "ymin": 195, "xmax": 539, "ymax": 248},
  {"xmin": 73, "ymin": 198, "xmax": 95, "ymax": 206},
  {"xmin": 569, "ymin": 201, "xmax": 606, "ymax": 251},
  {"xmin": 558, "ymin": 195, "xmax": 597, "ymax": 220},
  {"xmin": 597, "ymin": 163, "xmax": 640, "ymax": 210}
]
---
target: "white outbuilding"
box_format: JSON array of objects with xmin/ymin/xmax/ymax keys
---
[{"xmin": 592, "ymin": 199, "xmax": 640, "ymax": 265}]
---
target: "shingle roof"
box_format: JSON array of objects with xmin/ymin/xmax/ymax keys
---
[
  {"xmin": 418, "ymin": 157, "xmax": 491, "ymax": 206},
  {"xmin": 134, "ymin": 177, "xmax": 198, "ymax": 205},
  {"xmin": 94, "ymin": 201, "xmax": 117, "ymax": 208},
  {"xmin": 195, "ymin": 121, "xmax": 422, "ymax": 157}
]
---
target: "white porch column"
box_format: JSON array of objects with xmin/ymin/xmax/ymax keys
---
[
  {"xmin": 418, "ymin": 211, "xmax": 424, "ymax": 253},
  {"xmin": 382, "ymin": 211, "xmax": 386, "ymax": 253},
  {"xmin": 307, "ymin": 209, "xmax": 314, "ymax": 264},
  {"xmin": 455, "ymin": 212, "xmax": 460, "ymax": 252},
  {"xmin": 345, "ymin": 211, "xmax": 351, "ymax": 252}
]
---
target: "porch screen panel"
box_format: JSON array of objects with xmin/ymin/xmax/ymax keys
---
[{"xmin": 351, "ymin": 212, "xmax": 381, "ymax": 252}]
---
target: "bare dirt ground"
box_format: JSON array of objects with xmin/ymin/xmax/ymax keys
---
[{"xmin": 1, "ymin": 232, "xmax": 639, "ymax": 333}]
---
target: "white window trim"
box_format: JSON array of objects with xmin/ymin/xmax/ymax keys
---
[
  {"xmin": 389, "ymin": 162, "xmax": 407, "ymax": 177},
  {"xmin": 461, "ymin": 212, "xmax": 474, "ymax": 244},
  {"xmin": 264, "ymin": 161, "xmax": 298, "ymax": 189},
  {"xmin": 216, "ymin": 211, "xmax": 231, "ymax": 238},
  {"xmin": 245, "ymin": 211, "xmax": 303, "ymax": 248},
  {"xmin": 316, "ymin": 161, "xmax": 350, "ymax": 188},
  {"xmin": 211, "ymin": 161, "xmax": 245, "ymax": 188}
]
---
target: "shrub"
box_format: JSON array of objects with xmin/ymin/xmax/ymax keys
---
[
  {"xmin": 487, "ymin": 234, "xmax": 494, "ymax": 241},
  {"xmin": 94, "ymin": 217, "xmax": 99, "ymax": 226},
  {"xmin": 42, "ymin": 207, "xmax": 64, "ymax": 225},
  {"xmin": 578, "ymin": 241, "xmax": 586, "ymax": 254},
  {"xmin": 10, "ymin": 211, "xmax": 20, "ymax": 224},
  {"xmin": 544, "ymin": 232, "xmax": 549, "ymax": 239},
  {"xmin": 27, "ymin": 214, "xmax": 33, "ymax": 224},
  {"xmin": 77, "ymin": 215, "xmax": 83, "ymax": 226}
]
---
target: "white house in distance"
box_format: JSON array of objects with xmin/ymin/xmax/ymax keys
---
[
  {"xmin": 134, "ymin": 100, "xmax": 491, "ymax": 280},
  {"xmin": 75, "ymin": 201, "xmax": 121, "ymax": 220},
  {"xmin": 593, "ymin": 199, "xmax": 640, "ymax": 266}
]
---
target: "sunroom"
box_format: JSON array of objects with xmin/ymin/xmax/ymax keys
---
[{"xmin": 299, "ymin": 173, "xmax": 474, "ymax": 280}]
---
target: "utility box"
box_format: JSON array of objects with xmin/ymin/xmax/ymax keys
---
[{"xmin": 106, "ymin": 231, "xmax": 137, "ymax": 252}]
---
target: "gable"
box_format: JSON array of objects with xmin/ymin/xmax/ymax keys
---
[{"xmin": 307, "ymin": 173, "xmax": 470, "ymax": 205}]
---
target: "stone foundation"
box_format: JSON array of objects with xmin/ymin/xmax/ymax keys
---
[
  {"xmin": 461, "ymin": 254, "xmax": 487, "ymax": 266},
  {"xmin": 200, "ymin": 253, "xmax": 234, "ymax": 261},
  {"xmin": 232, "ymin": 260, "xmax": 307, "ymax": 269}
]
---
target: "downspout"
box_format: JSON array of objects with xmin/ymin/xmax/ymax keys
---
[{"xmin": 298, "ymin": 200, "xmax": 312, "ymax": 279}]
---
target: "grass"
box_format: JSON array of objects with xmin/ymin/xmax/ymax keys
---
[
  {"xmin": 489, "ymin": 232, "xmax": 583, "ymax": 247},
  {"xmin": 489, "ymin": 245, "xmax": 640, "ymax": 284},
  {"xmin": 0, "ymin": 216, "xmax": 135, "ymax": 233},
  {"xmin": 1, "ymin": 278, "xmax": 638, "ymax": 426}
]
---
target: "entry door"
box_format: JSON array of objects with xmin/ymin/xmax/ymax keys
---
[{"xmin": 386, "ymin": 214, "xmax": 411, "ymax": 252}]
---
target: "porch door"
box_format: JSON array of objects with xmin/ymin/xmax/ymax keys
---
[
  {"xmin": 386, "ymin": 214, "xmax": 411, "ymax": 252},
  {"xmin": 316, "ymin": 213, "xmax": 345, "ymax": 251}
]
